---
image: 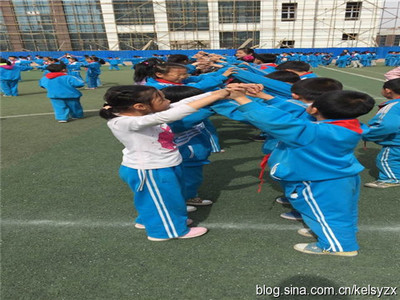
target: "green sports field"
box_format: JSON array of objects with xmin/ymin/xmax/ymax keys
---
[{"xmin": 1, "ymin": 64, "xmax": 399, "ymax": 299}]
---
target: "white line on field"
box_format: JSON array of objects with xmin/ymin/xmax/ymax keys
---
[
  {"xmin": 0, "ymin": 109, "xmax": 99, "ymax": 119},
  {"xmin": 319, "ymin": 66, "xmax": 385, "ymax": 82},
  {"xmin": 1, "ymin": 219, "xmax": 399, "ymax": 232}
]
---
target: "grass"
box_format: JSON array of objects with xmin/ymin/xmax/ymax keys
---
[{"xmin": 1, "ymin": 64, "xmax": 399, "ymax": 300}]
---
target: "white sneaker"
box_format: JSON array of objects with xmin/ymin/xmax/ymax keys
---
[
  {"xmin": 297, "ymin": 228, "xmax": 315, "ymax": 238},
  {"xmin": 186, "ymin": 205, "xmax": 197, "ymax": 212},
  {"xmin": 186, "ymin": 197, "xmax": 213, "ymax": 206}
]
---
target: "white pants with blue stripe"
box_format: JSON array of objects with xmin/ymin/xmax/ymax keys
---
[
  {"xmin": 282, "ymin": 175, "xmax": 360, "ymax": 252},
  {"xmin": 376, "ymin": 146, "xmax": 400, "ymax": 183},
  {"xmin": 119, "ymin": 165, "xmax": 189, "ymax": 239}
]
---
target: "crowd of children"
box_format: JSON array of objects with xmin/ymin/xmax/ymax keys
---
[{"xmin": 1, "ymin": 49, "xmax": 399, "ymax": 256}]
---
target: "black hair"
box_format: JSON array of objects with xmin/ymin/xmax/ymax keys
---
[
  {"xmin": 133, "ymin": 58, "xmax": 164, "ymax": 82},
  {"xmin": 383, "ymin": 78, "xmax": 400, "ymax": 95},
  {"xmin": 237, "ymin": 48, "xmax": 255, "ymax": 55},
  {"xmin": 161, "ymin": 86, "xmax": 204, "ymax": 103},
  {"xmin": 0, "ymin": 58, "xmax": 11, "ymax": 65},
  {"xmin": 152, "ymin": 62, "xmax": 187, "ymax": 78},
  {"xmin": 265, "ymin": 71, "xmax": 300, "ymax": 84},
  {"xmin": 46, "ymin": 63, "xmax": 67, "ymax": 72},
  {"xmin": 312, "ymin": 90, "xmax": 375, "ymax": 119},
  {"xmin": 291, "ymin": 77, "xmax": 343, "ymax": 101},
  {"xmin": 253, "ymin": 53, "xmax": 277, "ymax": 63},
  {"xmin": 100, "ymin": 85, "xmax": 158, "ymax": 120},
  {"xmin": 167, "ymin": 54, "xmax": 189, "ymax": 64},
  {"xmin": 276, "ymin": 61, "xmax": 311, "ymax": 72}
]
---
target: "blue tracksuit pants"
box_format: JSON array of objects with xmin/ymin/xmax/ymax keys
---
[
  {"xmin": 282, "ymin": 175, "xmax": 360, "ymax": 252},
  {"xmin": 119, "ymin": 165, "xmax": 190, "ymax": 239},
  {"xmin": 182, "ymin": 164, "xmax": 204, "ymax": 199},
  {"xmin": 376, "ymin": 146, "xmax": 400, "ymax": 183},
  {"xmin": 50, "ymin": 98, "xmax": 84, "ymax": 121},
  {"xmin": 1, "ymin": 80, "xmax": 19, "ymax": 96}
]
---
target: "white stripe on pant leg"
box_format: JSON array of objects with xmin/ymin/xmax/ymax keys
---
[
  {"xmin": 382, "ymin": 148, "xmax": 398, "ymax": 181},
  {"xmin": 204, "ymin": 127, "xmax": 219, "ymax": 152},
  {"xmin": 301, "ymin": 185, "xmax": 337, "ymax": 252},
  {"xmin": 148, "ymin": 170, "xmax": 179, "ymax": 237},
  {"xmin": 144, "ymin": 172, "xmax": 173, "ymax": 238},
  {"xmin": 304, "ymin": 182, "xmax": 344, "ymax": 252}
]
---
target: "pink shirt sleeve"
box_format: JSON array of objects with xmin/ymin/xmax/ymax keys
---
[{"xmin": 385, "ymin": 67, "xmax": 400, "ymax": 80}]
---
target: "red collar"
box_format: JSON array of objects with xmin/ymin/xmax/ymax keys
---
[
  {"xmin": 325, "ymin": 119, "xmax": 362, "ymax": 134},
  {"xmin": 46, "ymin": 72, "xmax": 67, "ymax": 79},
  {"xmin": 156, "ymin": 79, "xmax": 183, "ymax": 85},
  {"xmin": 301, "ymin": 71, "xmax": 314, "ymax": 76},
  {"xmin": 378, "ymin": 98, "xmax": 400, "ymax": 109}
]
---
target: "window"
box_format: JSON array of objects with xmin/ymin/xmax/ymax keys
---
[
  {"xmin": 377, "ymin": 35, "xmax": 387, "ymax": 46},
  {"xmin": 394, "ymin": 35, "xmax": 400, "ymax": 46},
  {"xmin": 342, "ymin": 33, "xmax": 358, "ymax": 40},
  {"xmin": 166, "ymin": 0, "xmax": 209, "ymax": 31},
  {"xmin": 118, "ymin": 33, "xmax": 158, "ymax": 50},
  {"xmin": 281, "ymin": 3, "xmax": 297, "ymax": 21},
  {"xmin": 12, "ymin": 0, "xmax": 59, "ymax": 51},
  {"xmin": 0, "ymin": 10, "xmax": 12, "ymax": 51},
  {"xmin": 170, "ymin": 40, "xmax": 210, "ymax": 50},
  {"xmin": 218, "ymin": 1, "xmax": 260, "ymax": 24},
  {"xmin": 219, "ymin": 31, "xmax": 260, "ymax": 49},
  {"xmin": 280, "ymin": 40, "xmax": 295, "ymax": 48},
  {"xmin": 345, "ymin": 2, "xmax": 362, "ymax": 20},
  {"xmin": 113, "ymin": 0, "xmax": 154, "ymax": 25},
  {"xmin": 62, "ymin": 0, "xmax": 108, "ymax": 50}
]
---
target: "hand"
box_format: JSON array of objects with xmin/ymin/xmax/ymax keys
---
[{"xmin": 222, "ymin": 67, "xmax": 237, "ymax": 77}]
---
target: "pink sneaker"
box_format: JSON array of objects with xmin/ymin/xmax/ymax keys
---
[
  {"xmin": 147, "ymin": 227, "xmax": 208, "ymax": 242},
  {"xmin": 137, "ymin": 219, "xmax": 193, "ymax": 230},
  {"xmin": 178, "ymin": 227, "xmax": 208, "ymax": 239}
]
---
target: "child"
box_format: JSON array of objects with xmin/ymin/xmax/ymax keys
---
[
  {"xmin": 66, "ymin": 57, "xmax": 83, "ymax": 80},
  {"xmin": 275, "ymin": 61, "xmax": 317, "ymax": 79},
  {"xmin": 161, "ymin": 86, "xmax": 214, "ymax": 206},
  {"xmin": 83, "ymin": 56, "xmax": 101, "ymax": 89},
  {"xmin": 100, "ymin": 85, "xmax": 232, "ymax": 241},
  {"xmin": 363, "ymin": 78, "xmax": 400, "ymax": 188},
  {"xmin": 0, "ymin": 58, "xmax": 21, "ymax": 96},
  {"xmin": 39, "ymin": 63, "xmax": 85, "ymax": 123},
  {"xmin": 228, "ymin": 84, "xmax": 375, "ymax": 256}
]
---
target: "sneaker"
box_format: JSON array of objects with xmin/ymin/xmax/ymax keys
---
[
  {"xmin": 135, "ymin": 218, "xmax": 193, "ymax": 230},
  {"xmin": 294, "ymin": 242, "xmax": 358, "ymax": 257},
  {"xmin": 58, "ymin": 120, "xmax": 68, "ymax": 123},
  {"xmin": 275, "ymin": 196, "xmax": 290, "ymax": 205},
  {"xmin": 297, "ymin": 228, "xmax": 316, "ymax": 238},
  {"xmin": 280, "ymin": 211, "xmax": 303, "ymax": 221},
  {"xmin": 186, "ymin": 197, "xmax": 213, "ymax": 206},
  {"xmin": 187, "ymin": 205, "xmax": 197, "ymax": 212},
  {"xmin": 249, "ymin": 135, "xmax": 266, "ymax": 142},
  {"xmin": 147, "ymin": 227, "xmax": 208, "ymax": 241},
  {"xmin": 364, "ymin": 181, "xmax": 400, "ymax": 188}
]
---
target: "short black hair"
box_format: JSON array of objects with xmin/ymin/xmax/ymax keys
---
[
  {"xmin": 276, "ymin": 61, "xmax": 310, "ymax": 72},
  {"xmin": 265, "ymin": 71, "xmax": 300, "ymax": 84},
  {"xmin": 161, "ymin": 86, "xmax": 204, "ymax": 103},
  {"xmin": 312, "ymin": 90, "xmax": 375, "ymax": 119},
  {"xmin": 253, "ymin": 53, "xmax": 277, "ymax": 63},
  {"xmin": 383, "ymin": 78, "xmax": 400, "ymax": 94},
  {"xmin": 46, "ymin": 63, "xmax": 67, "ymax": 72},
  {"xmin": 291, "ymin": 77, "xmax": 343, "ymax": 101},
  {"xmin": 167, "ymin": 54, "xmax": 189, "ymax": 64}
]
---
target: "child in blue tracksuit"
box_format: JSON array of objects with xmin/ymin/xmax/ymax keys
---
[
  {"xmin": 83, "ymin": 56, "xmax": 101, "ymax": 89},
  {"xmin": 162, "ymin": 86, "xmax": 215, "ymax": 207},
  {"xmin": 256, "ymin": 78, "xmax": 343, "ymax": 221},
  {"xmin": 39, "ymin": 63, "xmax": 85, "ymax": 122},
  {"xmin": 363, "ymin": 78, "xmax": 400, "ymax": 188},
  {"xmin": 228, "ymin": 84, "xmax": 375, "ymax": 256},
  {"xmin": 146, "ymin": 62, "xmax": 236, "ymax": 152},
  {"xmin": 66, "ymin": 57, "xmax": 83, "ymax": 80},
  {"xmin": 0, "ymin": 58, "xmax": 21, "ymax": 96},
  {"xmin": 106, "ymin": 57, "xmax": 120, "ymax": 71},
  {"xmin": 275, "ymin": 61, "xmax": 318, "ymax": 79}
]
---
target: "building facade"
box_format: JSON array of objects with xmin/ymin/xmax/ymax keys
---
[{"xmin": 1, "ymin": 0, "xmax": 396, "ymax": 52}]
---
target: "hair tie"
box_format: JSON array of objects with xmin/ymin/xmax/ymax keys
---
[
  {"xmin": 103, "ymin": 105, "xmax": 112, "ymax": 110},
  {"xmin": 143, "ymin": 62, "xmax": 149, "ymax": 65}
]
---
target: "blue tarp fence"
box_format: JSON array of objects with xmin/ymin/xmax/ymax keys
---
[{"xmin": 2, "ymin": 46, "xmax": 399, "ymax": 59}]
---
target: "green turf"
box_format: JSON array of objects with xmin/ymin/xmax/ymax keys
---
[{"xmin": 1, "ymin": 64, "xmax": 399, "ymax": 299}]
